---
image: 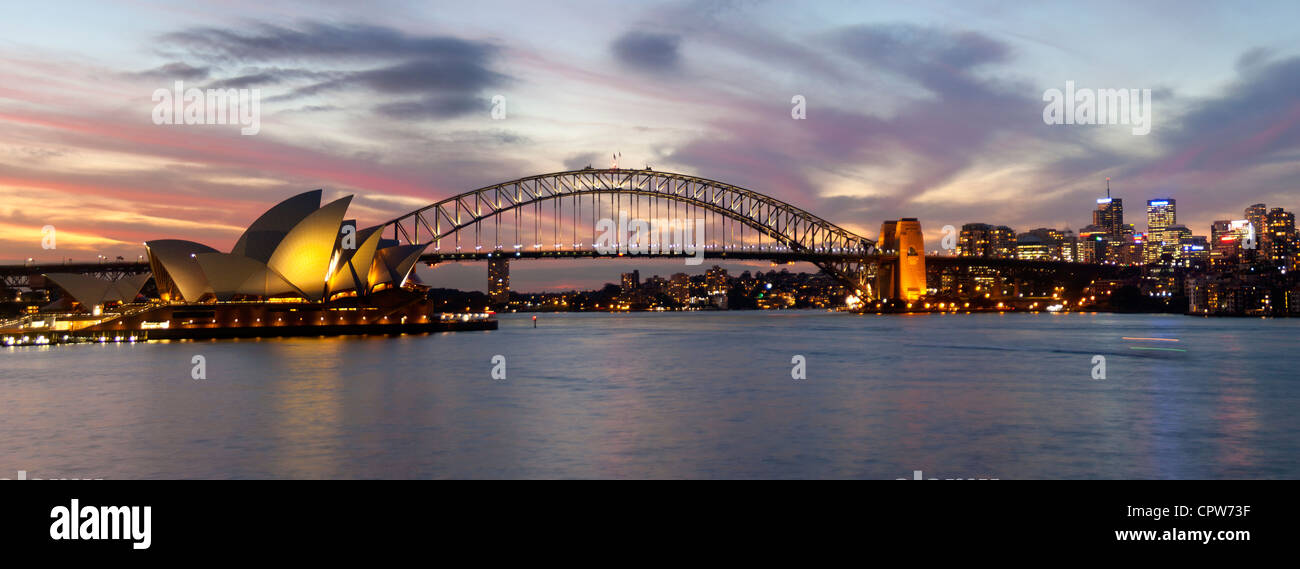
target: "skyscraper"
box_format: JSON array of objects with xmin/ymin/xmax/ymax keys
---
[
  {"xmin": 1245, "ymin": 203, "xmax": 1269, "ymax": 261},
  {"xmin": 1145, "ymin": 198, "xmax": 1176, "ymax": 264},
  {"xmin": 1210, "ymin": 220, "xmax": 1236, "ymax": 266},
  {"xmin": 1147, "ymin": 198, "xmax": 1176, "ymax": 229},
  {"xmin": 1091, "ymin": 180, "xmax": 1124, "ymax": 263},
  {"xmin": 1093, "ymin": 198, "xmax": 1124, "ymax": 236},
  {"xmin": 1266, "ymin": 208, "xmax": 1296, "ymax": 270},
  {"xmin": 1091, "ymin": 179, "xmax": 1122, "ymax": 233}
]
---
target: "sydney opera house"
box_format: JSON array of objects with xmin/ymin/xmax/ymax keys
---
[
  {"xmin": 17, "ymin": 190, "xmax": 494, "ymax": 342},
  {"xmin": 143, "ymin": 190, "xmax": 422, "ymax": 303}
]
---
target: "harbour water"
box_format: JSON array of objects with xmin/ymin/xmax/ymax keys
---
[{"xmin": 2, "ymin": 311, "xmax": 1297, "ymax": 479}]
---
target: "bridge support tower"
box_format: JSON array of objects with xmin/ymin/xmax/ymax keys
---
[{"xmin": 876, "ymin": 218, "xmax": 926, "ymax": 301}]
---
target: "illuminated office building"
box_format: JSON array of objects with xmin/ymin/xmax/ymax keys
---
[
  {"xmin": 1267, "ymin": 208, "xmax": 1297, "ymax": 270},
  {"xmin": 1093, "ymin": 198, "xmax": 1124, "ymax": 237},
  {"xmin": 1144, "ymin": 198, "xmax": 1176, "ymax": 264},
  {"xmin": 958, "ymin": 223, "xmax": 1016, "ymax": 259},
  {"xmin": 1015, "ymin": 233, "xmax": 1051, "ymax": 261}
]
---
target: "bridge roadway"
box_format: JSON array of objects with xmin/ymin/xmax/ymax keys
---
[
  {"xmin": 0, "ymin": 255, "xmax": 1132, "ymax": 289},
  {"xmin": 414, "ymin": 249, "xmax": 1122, "ymax": 272},
  {"xmin": 0, "ymin": 261, "xmax": 150, "ymax": 288},
  {"xmin": 0, "ymin": 255, "xmax": 1127, "ymax": 276}
]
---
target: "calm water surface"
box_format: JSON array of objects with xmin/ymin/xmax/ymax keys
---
[{"xmin": 2, "ymin": 311, "xmax": 1297, "ymax": 479}]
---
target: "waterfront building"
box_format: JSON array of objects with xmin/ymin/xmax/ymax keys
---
[
  {"xmin": 989, "ymin": 225, "xmax": 1017, "ymax": 258},
  {"xmin": 958, "ymin": 223, "xmax": 992, "ymax": 257},
  {"xmin": 1015, "ymin": 233, "xmax": 1051, "ymax": 261},
  {"xmin": 17, "ymin": 189, "xmax": 494, "ymax": 341},
  {"xmin": 620, "ymin": 270, "xmax": 640, "ymax": 295},
  {"xmin": 668, "ymin": 273, "xmax": 690, "ymax": 304},
  {"xmin": 957, "ymin": 223, "xmax": 1016, "ymax": 259},
  {"xmin": 1018, "ymin": 228, "xmax": 1068, "ymax": 261},
  {"xmin": 705, "ymin": 266, "xmax": 729, "ymax": 294},
  {"xmin": 488, "ymin": 258, "xmax": 510, "ymax": 304},
  {"xmin": 143, "ymin": 190, "xmax": 427, "ymax": 303},
  {"xmin": 40, "ymin": 273, "xmax": 151, "ymax": 314}
]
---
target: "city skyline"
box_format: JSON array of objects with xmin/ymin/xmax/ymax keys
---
[{"xmin": 3, "ymin": 1, "xmax": 1300, "ymax": 292}]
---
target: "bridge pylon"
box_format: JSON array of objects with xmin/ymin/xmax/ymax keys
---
[{"xmin": 876, "ymin": 218, "xmax": 926, "ymax": 301}]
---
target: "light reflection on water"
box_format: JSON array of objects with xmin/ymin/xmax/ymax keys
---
[{"xmin": 1, "ymin": 311, "xmax": 1296, "ymax": 479}]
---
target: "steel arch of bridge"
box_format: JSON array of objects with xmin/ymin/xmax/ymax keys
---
[{"xmin": 382, "ymin": 168, "xmax": 879, "ymax": 295}]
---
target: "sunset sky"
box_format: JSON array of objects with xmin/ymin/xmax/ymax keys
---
[{"xmin": 3, "ymin": 0, "xmax": 1299, "ymax": 290}]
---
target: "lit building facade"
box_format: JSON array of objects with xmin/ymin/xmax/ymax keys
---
[
  {"xmin": 1266, "ymin": 208, "xmax": 1297, "ymax": 271},
  {"xmin": 620, "ymin": 270, "xmax": 640, "ymax": 295},
  {"xmin": 145, "ymin": 189, "xmax": 427, "ymax": 303},
  {"xmin": 1144, "ymin": 198, "xmax": 1176, "ymax": 264},
  {"xmin": 1245, "ymin": 203, "xmax": 1269, "ymax": 262},
  {"xmin": 1093, "ymin": 198, "xmax": 1125, "ymax": 237},
  {"xmin": 958, "ymin": 223, "xmax": 1016, "ymax": 259},
  {"xmin": 876, "ymin": 218, "xmax": 926, "ymax": 301},
  {"xmin": 488, "ymin": 257, "xmax": 510, "ymax": 303}
]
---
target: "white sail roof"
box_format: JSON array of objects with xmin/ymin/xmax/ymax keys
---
[
  {"xmin": 195, "ymin": 252, "xmax": 300, "ymax": 300},
  {"xmin": 230, "ymin": 189, "xmax": 322, "ymax": 263},
  {"xmin": 144, "ymin": 239, "xmax": 219, "ymax": 301},
  {"xmin": 368, "ymin": 243, "xmax": 429, "ymax": 291},
  {"xmin": 141, "ymin": 190, "xmax": 418, "ymax": 302},
  {"xmin": 44, "ymin": 273, "xmax": 151, "ymax": 306},
  {"xmin": 266, "ymin": 196, "xmax": 353, "ymax": 300},
  {"xmin": 327, "ymin": 225, "xmax": 384, "ymax": 295}
]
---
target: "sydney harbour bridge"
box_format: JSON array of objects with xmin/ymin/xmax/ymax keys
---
[
  {"xmin": 2, "ymin": 168, "xmax": 1119, "ymax": 302},
  {"xmin": 380, "ymin": 168, "xmax": 887, "ymax": 299}
]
